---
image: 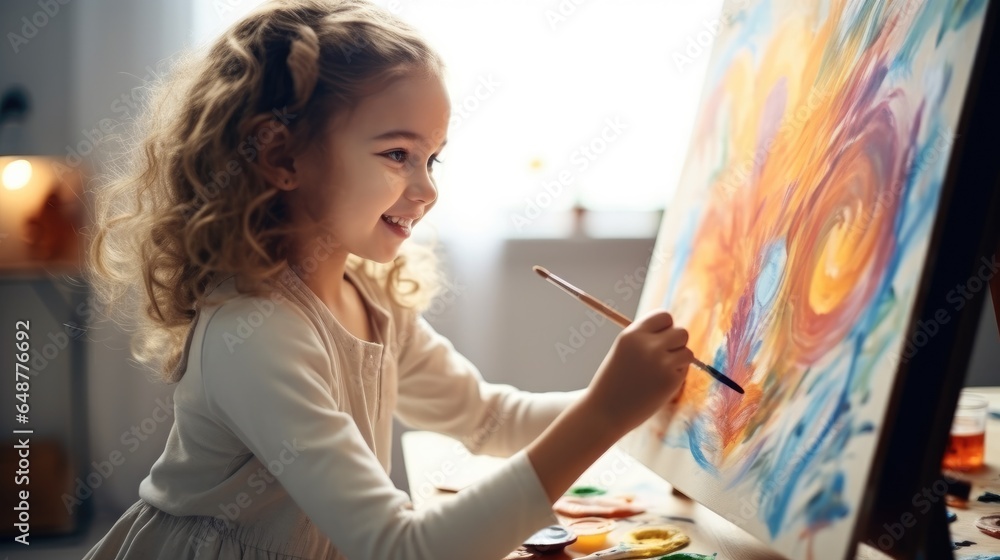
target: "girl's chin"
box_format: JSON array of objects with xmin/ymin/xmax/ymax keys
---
[{"xmin": 358, "ymin": 248, "xmax": 402, "ymax": 264}]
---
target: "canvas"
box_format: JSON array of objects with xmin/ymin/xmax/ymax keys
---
[{"xmin": 620, "ymin": 0, "xmax": 991, "ymax": 558}]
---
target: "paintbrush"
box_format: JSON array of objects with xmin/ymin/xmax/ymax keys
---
[{"xmin": 533, "ymin": 265, "xmax": 745, "ymax": 395}]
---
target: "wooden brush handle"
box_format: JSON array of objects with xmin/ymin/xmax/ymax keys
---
[{"xmin": 579, "ymin": 293, "xmax": 631, "ymax": 328}]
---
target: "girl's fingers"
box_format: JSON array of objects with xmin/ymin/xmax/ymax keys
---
[
  {"xmin": 655, "ymin": 327, "xmax": 689, "ymax": 351},
  {"xmin": 664, "ymin": 347, "xmax": 694, "ymax": 370},
  {"xmin": 633, "ymin": 309, "xmax": 674, "ymax": 332},
  {"xmin": 682, "ymin": 348, "xmax": 695, "ymax": 365}
]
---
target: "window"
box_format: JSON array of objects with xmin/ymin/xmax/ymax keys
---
[{"xmin": 192, "ymin": 1, "xmax": 724, "ymax": 238}]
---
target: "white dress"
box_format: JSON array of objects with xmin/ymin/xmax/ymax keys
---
[{"xmin": 83, "ymin": 263, "xmax": 582, "ymax": 559}]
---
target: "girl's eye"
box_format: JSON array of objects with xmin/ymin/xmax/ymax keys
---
[
  {"xmin": 382, "ymin": 150, "xmax": 443, "ymax": 170},
  {"xmin": 384, "ymin": 150, "xmax": 407, "ymax": 164}
]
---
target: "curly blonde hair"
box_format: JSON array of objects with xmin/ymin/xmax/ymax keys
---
[{"xmin": 86, "ymin": 0, "xmax": 445, "ymax": 383}]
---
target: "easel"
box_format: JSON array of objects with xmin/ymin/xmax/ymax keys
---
[
  {"xmin": 991, "ymin": 267, "xmax": 1000, "ymax": 339},
  {"xmin": 613, "ymin": 0, "xmax": 1000, "ymax": 556},
  {"xmin": 905, "ymin": 255, "xmax": 1000, "ymax": 559}
]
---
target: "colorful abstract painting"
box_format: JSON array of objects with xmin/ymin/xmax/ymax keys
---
[{"xmin": 620, "ymin": 0, "xmax": 990, "ymax": 558}]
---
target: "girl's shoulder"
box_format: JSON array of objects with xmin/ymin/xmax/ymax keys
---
[
  {"xmin": 199, "ymin": 272, "xmax": 328, "ymax": 349},
  {"xmin": 167, "ymin": 272, "xmax": 327, "ymax": 382}
]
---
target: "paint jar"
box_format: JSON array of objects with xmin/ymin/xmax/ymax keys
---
[
  {"xmin": 565, "ymin": 517, "xmax": 616, "ymax": 553},
  {"xmin": 943, "ymin": 391, "xmax": 988, "ymax": 472}
]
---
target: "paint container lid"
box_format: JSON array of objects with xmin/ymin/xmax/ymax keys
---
[
  {"xmin": 622, "ymin": 524, "xmax": 691, "ymax": 555},
  {"xmin": 523, "ymin": 524, "xmax": 577, "ymax": 553},
  {"xmin": 566, "ymin": 517, "xmax": 616, "ymax": 552},
  {"xmin": 554, "ymin": 494, "xmax": 645, "ymax": 518},
  {"xmin": 567, "ymin": 516, "xmax": 616, "ymax": 535},
  {"xmin": 976, "ymin": 514, "xmax": 1000, "ymax": 539}
]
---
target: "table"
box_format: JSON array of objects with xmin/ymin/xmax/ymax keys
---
[{"xmin": 402, "ymin": 388, "xmax": 1000, "ymax": 559}]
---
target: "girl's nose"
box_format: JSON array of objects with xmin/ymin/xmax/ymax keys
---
[{"xmin": 406, "ymin": 172, "xmax": 437, "ymax": 205}]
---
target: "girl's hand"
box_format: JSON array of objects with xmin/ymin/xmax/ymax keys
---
[{"xmin": 580, "ymin": 310, "xmax": 692, "ymax": 436}]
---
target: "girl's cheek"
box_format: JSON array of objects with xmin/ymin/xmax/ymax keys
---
[{"xmin": 378, "ymin": 169, "xmax": 407, "ymax": 193}]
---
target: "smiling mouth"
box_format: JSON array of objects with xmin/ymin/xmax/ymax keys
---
[{"xmin": 381, "ymin": 214, "xmax": 415, "ymax": 228}]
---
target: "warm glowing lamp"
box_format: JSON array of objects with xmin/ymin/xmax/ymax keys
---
[
  {"xmin": 0, "ymin": 155, "xmax": 86, "ymax": 272},
  {"xmin": 2, "ymin": 158, "xmax": 32, "ymax": 190}
]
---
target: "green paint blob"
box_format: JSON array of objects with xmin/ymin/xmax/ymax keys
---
[
  {"xmin": 657, "ymin": 553, "xmax": 718, "ymax": 560},
  {"xmin": 566, "ymin": 485, "xmax": 607, "ymax": 497}
]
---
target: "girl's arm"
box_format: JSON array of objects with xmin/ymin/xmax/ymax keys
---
[
  {"xmin": 393, "ymin": 307, "xmax": 691, "ymax": 503},
  {"xmin": 394, "ymin": 313, "xmax": 586, "ymax": 457},
  {"xmin": 527, "ymin": 310, "xmax": 692, "ymax": 501}
]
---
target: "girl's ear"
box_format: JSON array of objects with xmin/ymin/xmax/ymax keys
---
[{"xmin": 253, "ymin": 120, "xmax": 299, "ymax": 191}]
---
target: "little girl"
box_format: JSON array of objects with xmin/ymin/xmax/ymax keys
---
[{"xmin": 83, "ymin": 1, "xmax": 692, "ymax": 558}]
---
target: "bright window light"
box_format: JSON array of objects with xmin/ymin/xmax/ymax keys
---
[{"xmin": 192, "ymin": 1, "xmax": 724, "ymax": 237}]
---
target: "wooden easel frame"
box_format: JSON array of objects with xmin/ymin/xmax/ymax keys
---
[{"xmin": 991, "ymin": 263, "xmax": 1000, "ymax": 338}]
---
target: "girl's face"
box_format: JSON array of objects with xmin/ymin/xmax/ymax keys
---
[{"xmin": 293, "ymin": 70, "xmax": 450, "ymax": 263}]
